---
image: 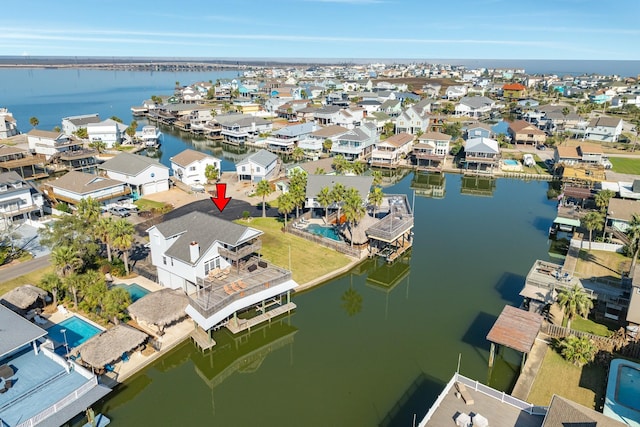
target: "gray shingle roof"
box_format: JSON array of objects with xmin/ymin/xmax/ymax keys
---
[
  {"xmin": 170, "ymin": 149, "xmax": 216, "ymax": 168},
  {"xmin": 152, "ymin": 212, "xmax": 262, "ymax": 264},
  {"xmin": 458, "ymin": 96, "xmax": 494, "ymax": 109},
  {"xmin": 238, "ymin": 149, "xmax": 278, "ymax": 168},
  {"xmin": 49, "ymin": 171, "xmax": 124, "ymax": 194},
  {"xmin": 306, "ymin": 175, "xmax": 374, "ymax": 200},
  {"xmin": 99, "ymin": 152, "xmax": 167, "ymax": 176},
  {"xmin": 465, "ymin": 137, "xmax": 500, "ymax": 154},
  {"xmin": 274, "ymin": 122, "xmax": 316, "ymax": 137}
]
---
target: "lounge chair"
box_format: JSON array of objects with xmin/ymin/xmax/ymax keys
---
[
  {"xmin": 231, "ymin": 282, "xmax": 242, "ymax": 292},
  {"xmin": 455, "ymin": 382, "xmax": 474, "ymax": 405},
  {"xmin": 121, "ymin": 352, "xmax": 130, "ymax": 363},
  {"xmin": 105, "ymin": 364, "xmax": 115, "ymax": 373},
  {"xmin": 238, "ymin": 280, "xmax": 247, "ymax": 289},
  {"xmin": 57, "ymin": 305, "xmax": 69, "ymax": 315},
  {"xmin": 258, "ymin": 260, "xmax": 268, "ymax": 268},
  {"xmin": 0, "ymin": 364, "xmax": 15, "ymax": 379},
  {"xmin": 224, "ymin": 285, "xmax": 234, "ymax": 295},
  {"xmin": 248, "ymin": 264, "xmax": 257, "ymax": 273},
  {"xmin": 34, "ymin": 315, "xmax": 47, "ymax": 325}
]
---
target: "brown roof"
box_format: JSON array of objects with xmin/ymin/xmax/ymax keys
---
[
  {"xmin": 563, "ymin": 186, "xmax": 594, "ymax": 200},
  {"xmin": 508, "ymin": 120, "xmax": 545, "ymax": 135},
  {"xmin": 380, "ymin": 132, "xmax": 414, "ymax": 148},
  {"xmin": 555, "ymin": 146, "xmax": 580, "ymax": 159},
  {"xmin": 27, "ymin": 129, "xmax": 64, "ymax": 139},
  {"xmin": 607, "ymin": 198, "xmax": 640, "ymax": 222},
  {"xmin": 486, "ymin": 305, "xmax": 543, "ymax": 353},
  {"xmin": 170, "ymin": 149, "xmax": 213, "ymax": 167},
  {"xmin": 578, "ymin": 143, "xmax": 603, "ymax": 154},
  {"xmin": 587, "ymin": 116, "xmax": 622, "ymax": 128},
  {"xmin": 543, "ymin": 395, "xmax": 627, "ymax": 426},
  {"xmin": 419, "ymin": 131, "xmax": 451, "ymax": 141},
  {"xmin": 0, "ymin": 144, "xmax": 27, "ymax": 157},
  {"xmin": 311, "ymin": 125, "xmax": 348, "ymax": 138},
  {"xmin": 49, "ymin": 171, "xmax": 124, "ymax": 194}
]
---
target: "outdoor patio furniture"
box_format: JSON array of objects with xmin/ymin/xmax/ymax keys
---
[
  {"xmin": 0, "ymin": 364, "xmax": 15, "ymax": 379},
  {"xmin": 238, "ymin": 280, "xmax": 247, "ymax": 289},
  {"xmin": 248, "ymin": 264, "xmax": 257, "ymax": 272},
  {"xmin": 105, "ymin": 364, "xmax": 115, "ymax": 373},
  {"xmin": 57, "ymin": 305, "xmax": 69, "ymax": 315},
  {"xmin": 472, "ymin": 413, "xmax": 488, "ymax": 427},
  {"xmin": 34, "ymin": 315, "xmax": 47, "ymax": 325},
  {"xmin": 258, "ymin": 260, "xmax": 268, "ymax": 268},
  {"xmin": 224, "ymin": 285, "xmax": 234, "ymax": 295},
  {"xmin": 455, "ymin": 382, "xmax": 474, "ymax": 405},
  {"xmin": 455, "ymin": 412, "xmax": 471, "ymax": 427},
  {"xmin": 231, "ymin": 282, "xmax": 242, "ymax": 292}
]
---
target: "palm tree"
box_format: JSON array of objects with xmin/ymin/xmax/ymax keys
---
[
  {"xmin": 77, "ymin": 197, "xmax": 101, "ymax": 225},
  {"xmin": 372, "ymin": 170, "xmax": 383, "ymax": 187},
  {"xmin": 111, "ymin": 218, "xmax": 134, "ymax": 275},
  {"xmin": 204, "ymin": 164, "xmax": 219, "ymax": 183},
  {"xmin": 556, "ymin": 284, "xmax": 593, "ymax": 330},
  {"xmin": 277, "ymin": 192, "xmax": 295, "ymax": 229},
  {"xmin": 51, "ymin": 245, "xmax": 83, "ymax": 278},
  {"xmin": 558, "ymin": 335, "xmax": 597, "ymax": 367},
  {"xmin": 255, "ymin": 179, "xmax": 272, "ymax": 218},
  {"xmin": 368, "ymin": 187, "xmax": 384, "ymax": 219},
  {"xmin": 39, "ymin": 273, "xmax": 64, "ymax": 307},
  {"xmin": 594, "ymin": 189, "xmax": 615, "ymax": 214},
  {"xmin": 323, "ymin": 139, "xmax": 333, "ymax": 154},
  {"xmin": 95, "ymin": 217, "xmax": 115, "ymax": 262},
  {"xmin": 316, "ymin": 186, "xmax": 332, "ymax": 221},
  {"xmin": 89, "ymin": 139, "xmax": 106, "ymax": 153},
  {"xmin": 343, "ymin": 188, "xmax": 366, "ymax": 247},
  {"xmin": 292, "ymin": 147, "xmax": 305, "ymax": 163},
  {"xmin": 581, "ymin": 211, "xmax": 604, "ymax": 250},
  {"xmin": 288, "ymin": 170, "xmax": 307, "ymax": 218},
  {"xmin": 331, "ymin": 183, "xmax": 346, "ymax": 223},
  {"xmin": 29, "ymin": 117, "xmax": 39, "ymax": 128},
  {"xmin": 103, "ymin": 287, "xmax": 131, "ymax": 324},
  {"xmin": 626, "ymin": 213, "xmax": 640, "ymax": 275},
  {"xmin": 65, "ymin": 273, "xmax": 83, "ymax": 309}
]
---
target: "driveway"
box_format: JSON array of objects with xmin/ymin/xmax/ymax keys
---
[{"xmin": 14, "ymin": 223, "xmax": 50, "ymax": 258}]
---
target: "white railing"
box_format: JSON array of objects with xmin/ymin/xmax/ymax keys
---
[
  {"xmin": 15, "ymin": 377, "xmax": 98, "ymax": 427},
  {"xmin": 40, "ymin": 346, "xmax": 70, "ymax": 372},
  {"xmin": 570, "ymin": 239, "xmax": 624, "ymax": 253},
  {"xmin": 417, "ymin": 374, "xmax": 457, "ymax": 426}
]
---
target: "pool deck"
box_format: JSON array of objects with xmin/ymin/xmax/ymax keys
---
[{"xmin": 604, "ymin": 358, "xmax": 640, "ymax": 427}]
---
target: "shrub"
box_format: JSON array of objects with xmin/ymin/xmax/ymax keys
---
[
  {"xmin": 242, "ymin": 211, "xmax": 250, "ymax": 220},
  {"xmin": 56, "ymin": 202, "xmax": 71, "ymax": 213},
  {"xmin": 110, "ymin": 258, "xmax": 127, "ymax": 277}
]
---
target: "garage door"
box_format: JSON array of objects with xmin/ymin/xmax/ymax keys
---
[{"xmin": 141, "ymin": 180, "xmax": 169, "ymax": 195}]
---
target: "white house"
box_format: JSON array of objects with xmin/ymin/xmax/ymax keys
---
[
  {"xmin": 264, "ymin": 122, "xmax": 317, "ymax": 155},
  {"xmin": 27, "ymin": 129, "xmax": 84, "ymax": 160},
  {"xmin": 464, "ymin": 137, "xmax": 501, "ymax": 172},
  {"xmin": 0, "ymin": 171, "xmax": 44, "ymax": 227},
  {"xmin": 45, "ymin": 171, "xmax": 130, "ymax": 206},
  {"xmin": 0, "ymin": 108, "xmax": 19, "ymax": 139},
  {"xmin": 170, "ymin": 149, "xmax": 222, "ymax": 186},
  {"xmin": 236, "ymin": 149, "xmax": 279, "ymax": 182},
  {"xmin": 305, "ymin": 175, "xmax": 374, "ymax": 212},
  {"xmin": 298, "ymin": 125, "xmax": 348, "ymax": 158},
  {"xmin": 413, "ymin": 131, "xmax": 452, "ymax": 170},
  {"xmin": 454, "ymin": 96, "xmax": 495, "ymax": 118},
  {"xmin": 370, "ymin": 132, "xmax": 414, "ymax": 167},
  {"xmin": 331, "ymin": 122, "xmax": 378, "ymax": 161},
  {"xmin": 147, "ymin": 212, "xmax": 298, "ymax": 331},
  {"xmin": 86, "ymin": 119, "xmax": 129, "ymax": 148},
  {"xmin": 99, "ymin": 152, "xmax": 169, "ymax": 196},
  {"xmin": 61, "ymin": 113, "xmax": 100, "ymax": 136},
  {"xmin": 585, "ymin": 117, "xmax": 623, "ymax": 142}
]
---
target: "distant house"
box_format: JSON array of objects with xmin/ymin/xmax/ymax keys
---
[
  {"xmin": 0, "ymin": 108, "xmax": 19, "ymax": 139},
  {"xmin": 454, "ymin": 96, "xmax": 495, "ymax": 118},
  {"xmin": 331, "ymin": 122, "xmax": 378, "ymax": 161},
  {"xmin": 45, "ymin": 170, "xmax": 130, "ymax": 206},
  {"xmin": 27, "ymin": 129, "xmax": 84, "ymax": 161},
  {"xmin": 61, "ymin": 113, "xmax": 100, "ymax": 136},
  {"xmin": 585, "ymin": 117, "xmax": 623, "ymax": 142},
  {"xmin": 413, "ymin": 131, "xmax": 451, "ymax": 170},
  {"xmin": 464, "ymin": 137, "xmax": 500, "ymax": 173},
  {"xmin": 395, "ymin": 106, "xmax": 429, "ymax": 135},
  {"xmin": 370, "ymin": 133, "xmax": 414, "ymax": 167},
  {"xmin": 99, "ymin": 152, "xmax": 170, "ymax": 196},
  {"xmin": 465, "ymin": 123, "xmax": 493, "ymax": 140},
  {"xmin": 86, "ymin": 118, "xmax": 129, "ymax": 148},
  {"xmin": 236, "ymin": 149, "xmax": 279, "ymax": 182},
  {"xmin": 298, "ymin": 125, "xmax": 348, "ymax": 158},
  {"xmin": 445, "ymin": 85, "xmax": 467, "ymax": 100},
  {"xmin": 508, "ymin": 120, "xmax": 546, "ymax": 145},
  {"xmin": 313, "ymin": 106, "xmax": 342, "ymax": 126},
  {"xmin": 379, "ymin": 99, "xmax": 403, "ymax": 117},
  {"xmin": 554, "ymin": 143, "xmax": 605, "ymax": 167},
  {"xmin": 170, "ymin": 149, "xmax": 222, "ymax": 186},
  {"xmin": 502, "ymin": 83, "xmax": 526, "ymax": 99},
  {"xmin": 0, "ymin": 171, "xmax": 44, "ymax": 227},
  {"xmin": 264, "ymin": 122, "xmax": 317, "ymax": 155},
  {"xmin": 219, "ymin": 115, "xmax": 272, "ymax": 146},
  {"xmin": 305, "ymin": 175, "xmax": 374, "ymax": 213}
]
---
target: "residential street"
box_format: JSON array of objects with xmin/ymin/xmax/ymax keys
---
[{"xmin": 0, "ymin": 254, "xmax": 51, "ymax": 283}]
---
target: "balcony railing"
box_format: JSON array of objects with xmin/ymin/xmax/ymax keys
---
[{"xmin": 218, "ymin": 240, "xmax": 262, "ymax": 261}]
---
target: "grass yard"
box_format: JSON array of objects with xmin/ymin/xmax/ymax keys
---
[
  {"xmin": 0, "ymin": 265, "xmax": 55, "ymax": 296},
  {"xmin": 235, "ymin": 217, "xmax": 351, "ymax": 285},
  {"xmin": 609, "ymin": 157, "xmax": 640, "ymax": 175},
  {"xmin": 575, "ymin": 249, "xmax": 630, "ymax": 280},
  {"xmin": 571, "ymin": 316, "xmax": 615, "ymax": 337},
  {"xmin": 135, "ymin": 198, "xmax": 170, "ymax": 212},
  {"xmin": 527, "ymin": 348, "xmax": 607, "ymax": 410}
]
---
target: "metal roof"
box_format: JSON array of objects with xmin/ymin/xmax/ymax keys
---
[
  {"xmin": 99, "ymin": 152, "xmax": 167, "ymax": 176},
  {"xmin": 0, "ymin": 304, "xmax": 47, "ymax": 359},
  {"xmin": 486, "ymin": 305, "xmax": 543, "ymax": 354}
]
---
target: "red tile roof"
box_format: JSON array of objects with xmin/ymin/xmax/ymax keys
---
[{"xmin": 503, "ymin": 83, "xmax": 526, "ymax": 91}]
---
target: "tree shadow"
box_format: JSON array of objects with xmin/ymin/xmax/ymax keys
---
[
  {"xmin": 129, "ymin": 243, "xmax": 149, "ymax": 262},
  {"xmin": 578, "ymin": 359, "xmax": 608, "ymax": 412},
  {"xmin": 579, "ymin": 251, "xmax": 624, "ymax": 277},
  {"xmin": 378, "ymin": 372, "xmax": 445, "ymax": 427},
  {"xmin": 494, "ymin": 272, "xmax": 526, "ymax": 306}
]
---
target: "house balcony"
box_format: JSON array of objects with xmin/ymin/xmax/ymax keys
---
[
  {"xmin": 59, "ymin": 149, "xmax": 97, "ymax": 161},
  {"xmin": 0, "ymin": 154, "xmax": 47, "ymax": 168},
  {"xmin": 218, "ymin": 240, "xmax": 262, "ymax": 262},
  {"xmin": 48, "ymin": 187, "xmax": 131, "ymax": 205},
  {"xmin": 189, "ymin": 257, "xmax": 293, "ymax": 320}
]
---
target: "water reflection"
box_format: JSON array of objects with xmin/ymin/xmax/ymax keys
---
[
  {"xmin": 410, "ymin": 172, "xmax": 446, "ymax": 199},
  {"xmin": 460, "ymin": 175, "xmax": 497, "ymax": 197}
]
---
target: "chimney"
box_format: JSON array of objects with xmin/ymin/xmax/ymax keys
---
[{"xmin": 189, "ymin": 241, "xmax": 199, "ymax": 263}]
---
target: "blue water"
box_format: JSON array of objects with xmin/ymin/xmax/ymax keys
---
[
  {"xmin": 306, "ymin": 223, "xmax": 342, "ymax": 241},
  {"xmin": 618, "ymin": 366, "xmax": 640, "ymax": 410},
  {"xmin": 504, "ymin": 159, "xmax": 519, "ymax": 166},
  {"xmin": 47, "ymin": 316, "xmax": 102, "ymax": 349},
  {"xmin": 116, "ymin": 283, "xmax": 150, "ymax": 303},
  {"xmin": 605, "ymin": 359, "xmax": 640, "ymax": 426}
]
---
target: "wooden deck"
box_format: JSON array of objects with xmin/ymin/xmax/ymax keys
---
[
  {"xmin": 226, "ymin": 302, "xmax": 296, "ymax": 334},
  {"xmin": 190, "ymin": 327, "xmax": 216, "ymax": 352}
]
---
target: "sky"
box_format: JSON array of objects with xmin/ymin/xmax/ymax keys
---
[{"xmin": 2, "ymin": 0, "xmax": 639, "ymax": 61}]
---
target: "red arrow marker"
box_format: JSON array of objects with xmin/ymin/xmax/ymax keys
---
[{"xmin": 210, "ymin": 183, "xmax": 231, "ymax": 212}]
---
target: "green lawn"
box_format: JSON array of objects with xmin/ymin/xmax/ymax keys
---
[
  {"xmin": 527, "ymin": 348, "xmax": 606, "ymax": 410},
  {"xmin": 609, "ymin": 157, "xmax": 640, "ymax": 175},
  {"xmin": 235, "ymin": 217, "xmax": 351, "ymax": 285},
  {"xmin": 571, "ymin": 317, "xmax": 614, "ymax": 337},
  {"xmin": 135, "ymin": 198, "xmax": 170, "ymax": 211},
  {"xmin": 0, "ymin": 265, "xmax": 55, "ymax": 296}
]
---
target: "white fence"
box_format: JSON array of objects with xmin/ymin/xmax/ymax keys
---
[{"xmin": 570, "ymin": 239, "xmax": 624, "ymax": 253}]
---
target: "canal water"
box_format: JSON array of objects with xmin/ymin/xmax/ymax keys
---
[{"xmin": 0, "ymin": 69, "xmax": 559, "ymax": 426}]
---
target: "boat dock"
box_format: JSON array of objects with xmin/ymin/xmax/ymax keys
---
[
  {"xmin": 190, "ymin": 327, "xmax": 217, "ymax": 352},
  {"xmin": 226, "ymin": 302, "xmax": 297, "ymax": 334}
]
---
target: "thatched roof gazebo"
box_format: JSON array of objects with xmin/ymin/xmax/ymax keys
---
[
  {"xmin": 127, "ymin": 288, "xmax": 188, "ymax": 333},
  {"xmin": 0, "ymin": 284, "xmax": 49, "ymax": 314},
  {"xmin": 74, "ymin": 324, "xmax": 148, "ymax": 369},
  {"xmin": 340, "ymin": 214, "xmax": 378, "ymax": 246}
]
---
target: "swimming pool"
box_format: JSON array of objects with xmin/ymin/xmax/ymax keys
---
[
  {"xmin": 47, "ymin": 315, "xmax": 103, "ymax": 350},
  {"xmin": 604, "ymin": 358, "xmax": 640, "ymax": 426},
  {"xmin": 306, "ymin": 223, "xmax": 342, "ymax": 241},
  {"xmin": 503, "ymin": 159, "xmax": 519, "ymax": 166},
  {"xmin": 116, "ymin": 282, "xmax": 150, "ymax": 302}
]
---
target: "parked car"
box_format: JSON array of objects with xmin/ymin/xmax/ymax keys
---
[{"xmin": 109, "ymin": 206, "xmax": 131, "ymax": 217}]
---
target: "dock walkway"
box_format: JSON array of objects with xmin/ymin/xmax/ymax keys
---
[
  {"xmin": 191, "ymin": 327, "xmax": 216, "ymax": 352},
  {"xmin": 226, "ymin": 302, "xmax": 296, "ymax": 334}
]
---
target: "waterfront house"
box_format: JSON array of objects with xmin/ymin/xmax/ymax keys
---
[
  {"xmin": 501, "ymin": 82, "xmax": 527, "ymax": 99},
  {"xmin": 394, "ymin": 106, "xmax": 429, "ymax": 135},
  {"xmin": 454, "ymin": 96, "xmax": 495, "ymax": 118},
  {"xmin": 147, "ymin": 212, "xmax": 298, "ymax": 334},
  {"xmin": 585, "ymin": 117, "xmax": 623, "ymax": 142},
  {"xmin": 370, "ymin": 132, "xmax": 414, "ymax": 168},
  {"xmin": 305, "ymin": 174, "xmax": 374, "ymax": 215},
  {"xmin": 297, "ymin": 124, "xmax": 348, "ymax": 158},
  {"xmin": 508, "ymin": 120, "xmax": 546, "ymax": 146},
  {"xmin": 27, "ymin": 129, "xmax": 84, "ymax": 161},
  {"xmin": 44, "ymin": 170, "xmax": 130, "ymax": 207},
  {"xmin": 465, "ymin": 122, "xmax": 493, "ymax": 140},
  {"xmin": 61, "ymin": 113, "xmax": 100, "ymax": 136},
  {"xmin": 445, "ymin": 85, "xmax": 467, "ymax": 99},
  {"xmin": 219, "ymin": 115, "xmax": 272, "ymax": 146},
  {"xmin": 464, "ymin": 137, "xmax": 500, "ymax": 173},
  {"xmin": 86, "ymin": 118, "xmax": 129, "ymax": 148},
  {"xmin": 605, "ymin": 198, "xmax": 640, "ymax": 240},
  {"xmin": 0, "ymin": 108, "xmax": 19, "ymax": 139},
  {"xmin": 413, "ymin": 131, "xmax": 451, "ymax": 170},
  {"xmin": 0, "ymin": 171, "xmax": 44, "ymax": 228},
  {"xmin": 170, "ymin": 149, "xmax": 222, "ymax": 186},
  {"xmin": 0, "ymin": 305, "xmax": 111, "ymax": 427},
  {"xmin": 0, "ymin": 145, "xmax": 47, "ymax": 180},
  {"xmin": 99, "ymin": 152, "xmax": 169, "ymax": 196},
  {"xmin": 135, "ymin": 125, "xmax": 162, "ymax": 146},
  {"xmin": 331, "ymin": 122, "xmax": 378, "ymax": 161},
  {"xmin": 264, "ymin": 122, "xmax": 317, "ymax": 155},
  {"xmin": 554, "ymin": 144, "xmax": 605, "ymax": 167},
  {"xmin": 235, "ymin": 149, "xmax": 279, "ymax": 182}
]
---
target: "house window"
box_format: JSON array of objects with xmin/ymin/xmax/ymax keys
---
[
  {"xmin": 189, "ymin": 166, "xmax": 196, "ymax": 171},
  {"xmin": 204, "ymin": 257, "xmax": 221, "ymax": 275},
  {"xmin": 163, "ymin": 256, "xmax": 167, "ymax": 265},
  {"xmin": 242, "ymin": 166, "xmax": 246, "ymax": 172},
  {"xmin": 256, "ymin": 166, "xmax": 261, "ymax": 172}
]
